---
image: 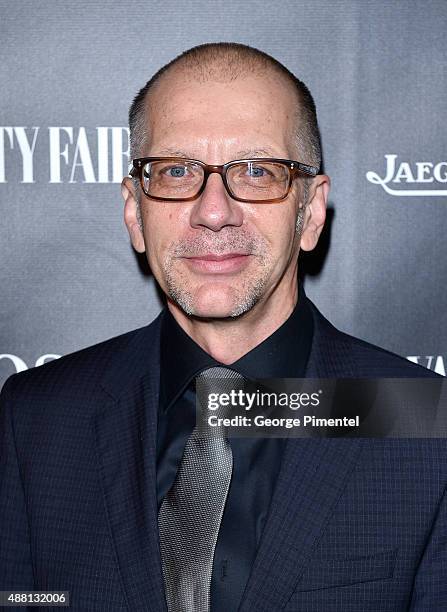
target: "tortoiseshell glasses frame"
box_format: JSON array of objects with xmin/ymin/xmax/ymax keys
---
[{"xmin": 130, "ymin": 157, "xmax": 319, "ymax": 204}]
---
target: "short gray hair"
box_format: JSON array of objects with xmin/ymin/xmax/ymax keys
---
[{"xmin": 128, "ymin": 42, "xmax": 322, "ymax": 170}]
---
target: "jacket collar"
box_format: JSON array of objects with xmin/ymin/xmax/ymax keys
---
[{"xmin": 99, "ymin": 310, "xmax": 164, "ymax": 401}]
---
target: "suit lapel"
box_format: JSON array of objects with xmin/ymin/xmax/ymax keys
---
[
  {"xmin": 238, "ymin": 437, "xmax": 362, "ymax": 611},
  {"xmin": 95, "ymin": 315, "xmax": 167, "ymax": 612},
  {"xmin": 239, "ymin": 297, "xmax": 363, "ymax": 611}
]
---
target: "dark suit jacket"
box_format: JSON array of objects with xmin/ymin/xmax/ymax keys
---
[{"xmin": 1, "ymin": 299, "xmax": 446, "ymax": 611}]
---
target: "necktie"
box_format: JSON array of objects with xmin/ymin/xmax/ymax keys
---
[{"xmin": 158, "ymin": 366, "xmax": 242, "ymax": 612}]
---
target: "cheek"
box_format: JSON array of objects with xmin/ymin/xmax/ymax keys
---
[
  {"xmin": 251, "ymin": 206, "xmax": 297, "ymax": 254},
  {"xmin": 142, "ymin": 205, "xmax": 191, "ymax": 263}
]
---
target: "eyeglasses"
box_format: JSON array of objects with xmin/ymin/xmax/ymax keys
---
[{"xmin": 130, "ymin": 157, "xmax": 319, "ymax": 203}]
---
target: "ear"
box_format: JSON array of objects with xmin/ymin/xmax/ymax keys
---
[
  {"xmin": 300, "ymin": 174, "xmax": 330, "ymax": 252},
  {"xmin": 122, "ymin": 177, "xmax": 145, "ymax": 253}
]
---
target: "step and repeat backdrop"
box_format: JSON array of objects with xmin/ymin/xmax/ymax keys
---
[{"xmin": 1, "ymin": 0, "xmax": 446, "ymax": 387}]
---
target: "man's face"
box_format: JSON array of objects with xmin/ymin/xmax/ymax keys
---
[{"xmin": 124, "ymin": 70, "xmax": 328, "ymax": 319}]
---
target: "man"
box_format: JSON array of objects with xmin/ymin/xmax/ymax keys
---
[{"xmin": 0, "ymin": 42, "xmax": 446, "ymax": 611}]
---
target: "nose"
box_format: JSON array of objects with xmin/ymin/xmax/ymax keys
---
[{"xmin": 189, "ymin": 172, "xmax": 244, "ymax": 232}]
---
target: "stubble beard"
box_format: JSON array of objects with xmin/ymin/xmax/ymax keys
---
[{"xmin": 163, "ymin": 229, "xmax": 271, "ymax": 319}]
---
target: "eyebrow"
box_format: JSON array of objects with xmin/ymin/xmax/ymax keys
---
[
  {"xmin": 235, "ymin": 148, "xmax": 279, "ymax": 158},
  {"xmin": 156, "ymin": 148, "xmax": 191, "ymax": 157},
  {"xmin": 154, "ymin": 147, "xmax": 281, "ymax": 160}
]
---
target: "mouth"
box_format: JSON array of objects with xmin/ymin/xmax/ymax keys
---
[{"xmin": 181, "ymin": 252, "xmax": 253, "ymax": 274}]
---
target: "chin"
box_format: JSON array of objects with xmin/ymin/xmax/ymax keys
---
[{"xmin": 171, "ymin": 284, "xmax": 256, "ymax": 319}]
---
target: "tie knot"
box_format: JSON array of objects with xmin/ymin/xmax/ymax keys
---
[
  {"xmin": 196, "ymin": 366, "xmax": 244, "ymax": 396},
  {"xmin": 195, "ymin": 367, "xmax": 245, "ymax": 435}
]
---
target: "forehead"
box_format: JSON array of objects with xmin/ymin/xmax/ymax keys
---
[{"xmin": 144, "ymin": 70, "xmax": 299, "ymax": 158}]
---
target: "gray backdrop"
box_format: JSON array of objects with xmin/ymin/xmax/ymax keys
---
[{"xmin": 1, "ymin": 0, "xmax": 446, "ymax": 387}]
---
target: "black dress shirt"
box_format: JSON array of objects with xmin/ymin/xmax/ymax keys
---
[{"xmin": 157, "ymin": 286, "xmax": 314, "ymax": 611}]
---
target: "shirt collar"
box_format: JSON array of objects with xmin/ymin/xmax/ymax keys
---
[{"xmin": 159, "ymin": 284, "xmax": 313, "ymax": 412}]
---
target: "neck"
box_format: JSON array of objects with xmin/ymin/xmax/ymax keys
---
[{"xmin": 166, "ymin": 278, "xmax": 299, "ymax": 364}]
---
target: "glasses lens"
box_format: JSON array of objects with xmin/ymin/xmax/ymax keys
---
[
  {"xmin": 142, "ymin": 160, "xmax": 204, "ymax": 198},
  {"xmin": 227, "ymin": 161, "xmax": 290, "ymax": 201}
]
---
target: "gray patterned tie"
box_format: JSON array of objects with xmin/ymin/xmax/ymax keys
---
[{"xmin": 158, "ymin": 366, "xmax": 243, "ymax": 612}]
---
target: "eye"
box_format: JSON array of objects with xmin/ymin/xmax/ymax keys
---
[
  {"xmin": 165, "ymin": 165, "xmax": 188, "ymax": 178},
  {"xmin": 247, "ymin": 165, "xmax": 267, "ymax": 178}
]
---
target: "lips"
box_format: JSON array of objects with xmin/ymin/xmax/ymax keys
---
[
  {"xmin": 186, "ymin": 253, "xmax": 250, "ymax": 261},
  {"xmin": 182, "ymin": 252, "xmax": 252, "ymax": 273}
]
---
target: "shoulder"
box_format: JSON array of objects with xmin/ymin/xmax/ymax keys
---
[
  {"xmin": 306, "ymin": 298, "xmax": 440, "ymax": 378},
  {"xmin": 1, "ymin": 311, "xmax": 164, "ymax": 405}
]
